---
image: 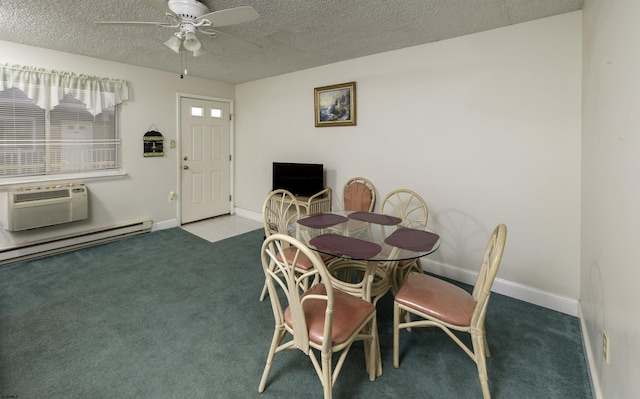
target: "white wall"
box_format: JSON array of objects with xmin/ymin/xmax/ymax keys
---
[
  {"xmin": 235, "ymin": 12, "xmax": 582, "ymax": 308},
  {"xmin": 0, "ymin": 40, "xmax": 234, "ymax": 248},
  {"xmin": 581, "ymin": 0, "xmax": 640, "ymax": 398},
  {"xmin": 0, "ymin": 14, "xmax": 583, "ymax": 312}
]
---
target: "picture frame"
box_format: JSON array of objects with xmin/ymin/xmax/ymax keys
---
[{"xmin": 314, "ymin": 81, "xmax": 356, "ymax": 127}]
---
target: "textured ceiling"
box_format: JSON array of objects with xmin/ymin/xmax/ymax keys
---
[{"xmin": 0, "ymin": 0, "xmax": 583, "ymax": 84}]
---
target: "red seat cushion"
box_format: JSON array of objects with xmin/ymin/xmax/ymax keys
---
[
  {"xmin": 395, "ymin": 272, "xmax": 476, "ymax": 327},
  {"xmin": 285, "ymin": 284, "xmax": 375, "ymax": 346}
]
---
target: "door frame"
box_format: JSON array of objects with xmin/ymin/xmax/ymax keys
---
[{"xmin": 176, "ymin": 92, "xmax": 235, "ymax": 225}]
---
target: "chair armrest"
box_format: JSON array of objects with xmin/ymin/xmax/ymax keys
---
[
  {"xmin": 307, "ymin": 187, "xmax": 331, "ymax": 202},
  {"xmin": 300, "ymin": 187, "xmax": 332, "ymax": 215}
]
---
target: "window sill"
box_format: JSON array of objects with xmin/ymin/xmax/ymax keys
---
[{"xmin": 0, "ymin": 169, "xmax": 128, "ymax": 190}]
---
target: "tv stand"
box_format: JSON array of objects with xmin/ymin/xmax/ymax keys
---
[{"xmin": 294, "ymin": 187, "xmax": 332, "ymax": 215}]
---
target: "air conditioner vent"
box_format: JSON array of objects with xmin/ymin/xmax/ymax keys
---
[
  {"xmin": 14, "ymin": 190, "xmax": 71, "ymax": 203},
  {"xmin": 0, "ymin": 184, "xmax": 88, "ymax": 231}
]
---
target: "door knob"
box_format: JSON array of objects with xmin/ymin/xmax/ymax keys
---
[{"xmin": 183, "ymin": 165, "xmax": 189, "ymax": 170}]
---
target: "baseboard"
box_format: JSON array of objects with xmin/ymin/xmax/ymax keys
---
[
  {"xmin": 152, "ymin": 218, "xmax": 178, "ymax": 231},
  {"xmin": 234, "ymin": 207, "xmax": 261, "ymax": 223},
  {"xmin": 233, "ymin": 207, "xmax": 579, "ymax": 316},
  {"xmin": 578, "ymin": 303, "xmax": 603, "ymax": 399},
  {"xmin": 422, "ymin": 259, "xmax": 579, "ymax": 316},
  {"xmin": 0, "ymin": 218, "xmax": 153, "ymax": 266}
]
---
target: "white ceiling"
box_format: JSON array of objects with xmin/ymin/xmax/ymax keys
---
[{"xmin": 0, "ymin": 0, "xmax": 583, "ymax": 84}]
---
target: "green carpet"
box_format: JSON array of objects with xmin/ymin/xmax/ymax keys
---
[{"xmin": 0, "ymin": 228, "xmax": 592, "ymax": 398}]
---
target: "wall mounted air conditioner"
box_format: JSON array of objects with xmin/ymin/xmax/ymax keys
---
[{"xmin": 0, "ymin": 184, "xmax": 88, "ymax": 231}]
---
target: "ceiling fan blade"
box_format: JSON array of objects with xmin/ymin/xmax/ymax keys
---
[
  {"xmin": 94, "ymin": 21, "xmax": 174, "ymax": 27},
  {"xmin": 141, "ymin": 0, "xmax": 174, "ymax": 15},
  {"xmin": 201, "ymin": 29, "xmax": 262, "ymax": 52},
  {"xmin": 196, "ymin": 6, "xmax": 260, "ymax": 28}
]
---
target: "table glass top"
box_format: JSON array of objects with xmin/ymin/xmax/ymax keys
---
[{"xmin": 295, "ymin": 211, "xmax": 440, "ymax": 261}]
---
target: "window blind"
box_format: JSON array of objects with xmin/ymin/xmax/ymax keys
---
[
  {"xmin": 0, "ymin": 87, "xmax": 46, "ymax": 176},
  {"xmin": 0, "ymin": 64, "xmax": 128, "ymax": 178}
]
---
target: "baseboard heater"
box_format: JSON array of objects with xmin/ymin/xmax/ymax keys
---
[{"xmin": 0, "ymin": 218, "xmax": 152, "ymax": 266}]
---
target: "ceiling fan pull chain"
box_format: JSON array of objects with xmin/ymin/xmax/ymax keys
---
[
  {"xmin": 180, "ymin": 50, "xmax": 189, "ymax": 79},
  {"xmin": 180, "ymin": 50, "xmax": 185, "ymax": 79}
]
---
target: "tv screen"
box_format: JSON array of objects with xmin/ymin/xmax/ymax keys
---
[{"xmin": 272, "ymin": 162, "xmax": 324, "ymax": 197}]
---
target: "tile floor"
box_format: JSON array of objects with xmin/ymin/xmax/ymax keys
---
[{"xmin": 180, "ymin": 214, "xmax": 262, "ymax": 243}]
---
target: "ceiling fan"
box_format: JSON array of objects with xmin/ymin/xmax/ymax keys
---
[{"xmin": 95, "ymin": 0, "xmax": 260, "ymax": 58}]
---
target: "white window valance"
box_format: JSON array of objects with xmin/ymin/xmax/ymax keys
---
[{"xmin": 0, "ymin": 64, "xmax": 129, "ymax": 116}]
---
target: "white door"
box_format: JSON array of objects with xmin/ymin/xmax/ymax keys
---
[{"xmin": 180, "ymin": 97, "xmax": 231, "ymax": 224}]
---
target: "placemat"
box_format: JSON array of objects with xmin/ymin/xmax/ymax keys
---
[
  {"xmin": 384, "ymin": 228, "xmax": 439, "ymax": 251},
  {"xmin": 297, "ymin": 213, "xmax": 348, "ymax": 228},
  {"xmin": 309, "ymin": 234, "xmax": 382, "ymax": 259},
  {"xmin": 348, "ymin": 212, "xmax": 402, "ymax": 226}
]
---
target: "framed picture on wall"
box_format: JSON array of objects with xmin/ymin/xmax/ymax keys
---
[{"xmin": 314, "ymin": 81, "xmax": 357, "ymax": 127}]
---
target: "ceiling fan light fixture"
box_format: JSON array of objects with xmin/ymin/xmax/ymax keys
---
[
  {"xmin": 193, "ymin": 46, "xmax": 207, "ymax": 57},
  {"xmin": 183, "ymin": 31, "xmax": 201, "ymax": 52},
  {"xmin": 164, "ymin": 35, "xmax": 182, "ymax": 53}
]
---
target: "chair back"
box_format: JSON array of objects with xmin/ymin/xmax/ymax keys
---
[
  {"xmin": 262, "ymin": 189, "xmax": 301, "ymax": 237},
  {"xmin": 381, "ymin": 189, "xmax": 428, "ymax": 229},
  {"xmin": 343, "ymin": 177, "xmax": 376, "ymax": 212},
  {"xmin": 261, "ymin": 233, "xmax": 334, "ymax": 354},
  {"xmin": 470, "ymin": 224, "xmax": 507, "ymax": 328}
]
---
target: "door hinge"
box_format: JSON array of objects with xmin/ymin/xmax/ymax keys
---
[
  {"xmin": 229, "ymin": 195, "xmax": 232, "ymax": 201},
  {"xmin": 229, "ymin": 154, "xmax": 232, "ymax": 162}
]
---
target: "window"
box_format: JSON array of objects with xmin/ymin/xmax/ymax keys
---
[
  {"xmin": 211, "ymin": 108, "xmax": 222, "ymax": 118},
  {"xmin": 0, "ymin": 64, "xmax": 128, "ymax": 180},
  {"xmin": 191, "ymin": 106, "xmax": 204, "ymax": 117}
]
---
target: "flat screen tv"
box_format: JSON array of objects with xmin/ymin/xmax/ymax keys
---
[{"xmin": 272, "ymin": 162, "xmax": 324, "ymax": 197}]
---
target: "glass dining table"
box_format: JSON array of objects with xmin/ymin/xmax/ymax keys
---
[
  {"xmin": 293, "ymin": 210, "xmax": 440, "ymax": 377},
  {"xmin": 294, "ymin": 210, "xmax": 441, "ymax": 304}
]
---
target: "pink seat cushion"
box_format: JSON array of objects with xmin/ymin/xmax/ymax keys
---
[
  {"xmin": 285, "ymin": 284, "xmax": 375, "ymax": 346},
  {"xmin": 276, "ymin": 247, "xmax": 334, "ymax": 271},
  {"xmin": 318, "ymin": 252, "xmax": 336, "ymax": 263},
  {"xmin": 276, "ymin": 247, "xmax": 315, "ymax": 270},
  {"xmin": 395, "ymin": 272, "xmax": 476, "ymax": 327}
]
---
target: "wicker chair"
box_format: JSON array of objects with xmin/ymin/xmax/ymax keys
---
[
  {"xmin": 393, "ymin": 224, "xmax": 507, "ymax": 399},
  {"xmin": 380, "ymin": 189, "xmax": 429, "ymax": 293},
  {"xmin": 322, "ymin": 176, "xmax": 383, "ymax": 301},
  {"xmin": 343, "ymin": 176, "xmax": 376, "ymax": 212},
  {"xmin": 259, "ymin": 189, "xmax": 333, "ymax": 301},
  {"xmin": 259, "ymin": 233, "xmax": 379, "ymax": 399}
]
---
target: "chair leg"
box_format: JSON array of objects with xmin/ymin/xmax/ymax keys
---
[
  {"xmin": 484, "ymin": 331, "xmax": 491, "ymax": 358},
  {"xmin": 471, "ymin": 331, "xmax": 491, "ymax": 399},
  {"xmin": 393, "ymin": 301, "xmax": 401, "ymax": 368},
  {"xmin": 259, "ymin": 281, "xmax": 268, "ymax": 301},
  {"xmin": 322, "ymin": 351, "xmax": 333, "ymax": 399},
  {"xmin": 258, "ymin": 327, "xmax": 286, "ymax": 393},
  {"xmin": 388, "ymin": 262, "xmax": 400, "ymax": 294},
  {"xmin": 362, "ymin": 321, "xmax": 373, "ymax": 379},
  {"xmin": 404, "ymin": 314, "xmax": 413, "ymax": 332},
  {"xmin": 368, "ymin": 317, "xmax": 380, "ymax": 380}
]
